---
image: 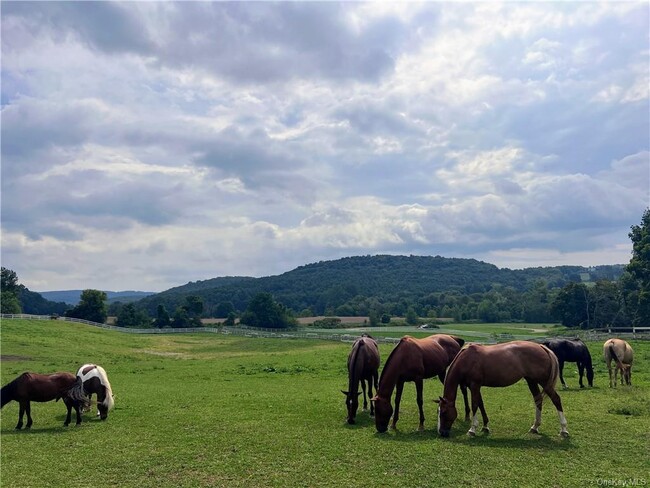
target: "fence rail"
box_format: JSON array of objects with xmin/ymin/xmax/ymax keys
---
[{"xmin": 1, "ymin": 314, "xmax": 647, "ymax": 343}]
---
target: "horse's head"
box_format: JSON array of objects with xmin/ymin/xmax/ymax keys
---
[
  {"xmin": 435, "ymin": 396, "xmax": 457, "ymax": 438},
  {"xmin": 372, "ymin": 395, "xmax": 392, "ymax": 433},
  {"xmin": 341, "ymin": 390, "xmax": 361, "ymax": 424}
]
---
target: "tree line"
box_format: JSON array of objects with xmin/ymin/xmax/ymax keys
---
[{"xmin": 2, "ymin": 209, "xmax": 648, "ymax": 330}]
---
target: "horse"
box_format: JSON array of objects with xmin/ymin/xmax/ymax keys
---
[
  {"xmin": 69, "ymin": 364, "xmax": 115, "ymax": 420},
  {"xmin": 341, "ymin": 334, "xmax": 380, "ymax": 424},
  {"xmin": 0, "ymin": 372, "xmax": 87, "ymax": 429},
  {"xmin": 539, "ymin": 338, "xmax": 594, "ymax": 388},
  {"xmin": 436, "ymin": 341, "xmax": 569, "ymax": 438},
  {"xmin": 603, "ymin": 339, "xmax": 633, "ymax": 387},
  {"xmin": 372, "ymin": 334, "xmax": 469, "ymax": 433}
]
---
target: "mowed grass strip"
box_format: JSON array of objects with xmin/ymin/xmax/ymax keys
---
[{"xmin": 1, "ymin": 319, "xmax": 648, "ymax": 487}]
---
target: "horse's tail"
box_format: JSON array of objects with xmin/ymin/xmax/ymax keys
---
[
  {"xmin": 540, "ymin": 344, "xmax": 560, "ymax": 394},
  {"xmin": 95, "ymin": 365, "xmax": 114, "ymax": 411},
  {"xmin": 450, "ymin": 336, "xmax": 465, "ymax": 349},
  {"xmin": 1, "ymin": 373, "xmax": 25, "ymax": 408},
  {"xmin": 62, "ymin": 377, "xmax": 91, "ymax": 408},
  {"xmin": 608, "ymin": 344, "xmax": 624, "ymax": 368}
]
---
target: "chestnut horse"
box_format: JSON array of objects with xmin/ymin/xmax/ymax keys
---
[
  {"xmin": 436, "ymin": 341, "xmax": 569, "ymax": 438},
  {"xmin": 69, "ymin": 364, "xmax": 115, "ymax": 420},
  {"xmin": 539, "ymin": 338, "xmax": 594, "ymax": 388},
  {"xmin": 1, "ymin": 372, "xmax": 87, "ymax": 429},
  {"xmin": 372, "ymin": 334, "xmax": 468, "ymax": 433},
  {"xmin": 341, "ymin": 334, "xmax": 380, "ymax": 424},
  {"xmin": 603, "ymin": 339, "xmax": 633, "ymax": 387}
]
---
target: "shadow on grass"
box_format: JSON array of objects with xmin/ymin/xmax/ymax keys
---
[{"xmin": 373, "ymin": 427, "xmax": 576, "ymax": 450}]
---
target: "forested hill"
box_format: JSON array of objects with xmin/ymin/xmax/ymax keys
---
[{"xmin": 136, "ymin": 255, "xmax": 625, "ymax": 317}]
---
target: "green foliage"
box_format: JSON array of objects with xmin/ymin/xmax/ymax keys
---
[
  {"xmin": 1, "ymin": 267, "xmax": 69, "ymax": 315},
  {"xmin": 65, "ymin": 289, "xmax": 108, "ymax": 323},
  {"xmin": 171, "ymin": 296, "xmax": 204, "ymax": 328},
  {"xmin": 137, "ymin": 256, "xmax": 626, "ymax": 322},
  {"xmin": 624, "ymin": 208, "xmax": 650, "ymax": 326},
  {"xmin": 154, "ymin": 304, "xmax": 171, "ymax": 328},
  {"xmin": 1, "ymin": 291, "xmax": 21, "ymax": 313},
  {"xmin": 214, "ymin": 301, "xmax": 235, "ymax": 318},
  {"xmin": 116, "ymin": 303, "xmax": 152, "ymax": 328},
  {"xmin": 311, "ymin": 317, "xmax": 342, "ymax": 329},
  {"xmin": 240, "ymin": 292, "xmax": 296, "ymax": 329},
  {"xmin": 223, "ymin": 311, "xmax": 237, "ymax": 326},
  {"xmin": 405, "ymin": 307, "xmax": 418, "ymax": 325},
  {"xmin": 380, "ymin": 313, "xmax": 391, "ymax": 324}
]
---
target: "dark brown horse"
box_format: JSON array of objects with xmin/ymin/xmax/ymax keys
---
[
  {"xmin": 69, "ymin": 364, "xmax": 115, "ymax": 420},
  {"xmin": 539, "ymin": 338, "xmax": 594, "ymax": 388},
  {"xmin": 341, "ymin": 334, "xmax": 380, "ymax": 424},
  {"xmin": 436, "ymin": 341, "xmax": 569, "ymax": 438},
  {"xmin": 1, "ymin": 372, "xmax": 87, "ymax": 429},
  {"xmin": 372, "ymin": 334, "xmax": 469, "ymax": 433}
]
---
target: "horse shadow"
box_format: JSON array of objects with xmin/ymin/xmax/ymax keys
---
[{"xmin": 374, "ymin": 427, "xmax": 576, "ymax": 450}]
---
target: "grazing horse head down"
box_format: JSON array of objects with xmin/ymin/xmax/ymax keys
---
[
  {"xmin": 372, "ymin": 334, "xmax": 468, "ymax": 433},
  {"xmin": 539, "ymin": 338, "xmax": 594, "ymax": 388},
  {"xmin": 341, "ymin": 334, "xmax": 380, "ymax": 425},
  {"xmin": 603, "ymin": 339, "xmax": 633, "ymax": 387},
  {"xmin": 0, "ymin": 372, "xmax": 81, "ymax": 429},
  {"xmin": 74, "ymin": 364, "xmax": 114, "ymax": 420},
  {"xmin": 436, "ymin": 341, "xmax": 569, "ymax": 438}
]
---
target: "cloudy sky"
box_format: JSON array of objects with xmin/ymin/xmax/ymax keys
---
[{"xmin": 2, "ymin": 2, "xmax": 648, "ymax": 292}]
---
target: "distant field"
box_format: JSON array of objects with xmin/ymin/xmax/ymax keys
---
[{"xmin": 1, "ymin": 319, "xmax": 648, "ymax": 487}]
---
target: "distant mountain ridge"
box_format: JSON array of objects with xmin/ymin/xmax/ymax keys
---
[
  {"xmin": 136, "ymin": 254, "xmax": 626, "ymax": 317},
  {"xmin": 38, "ymin": 290, "xmax": 156, "ymax": 305}
]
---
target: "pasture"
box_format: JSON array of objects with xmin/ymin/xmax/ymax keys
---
[{"xmin": 1, "ymin": 319, "xmax": 649, "ymax": 487}]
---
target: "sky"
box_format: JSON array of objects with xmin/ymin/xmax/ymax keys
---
[{"xmin": 1, "ymin": 1, "xmax": 649, "ymax": 293}]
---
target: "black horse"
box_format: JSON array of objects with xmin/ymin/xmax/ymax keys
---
[{"xmin": 539, "ymin": 338, "xmax": 593, "ymax": 388}]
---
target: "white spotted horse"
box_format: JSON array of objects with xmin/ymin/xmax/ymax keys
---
[{"xmin": 70, "ymin": 364, "xmax": 115, "ymax": 420}]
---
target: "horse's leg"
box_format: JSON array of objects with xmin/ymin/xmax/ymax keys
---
[
  {"xmin": 361, "ymin": 379, "xmax": 368, "ymax": 411},
  {"xmin": 16, "ymin": 401, "xmax": 26, "ymax": 430},
  {"xmin": 415, "ymin": 379, "xmax": 425, "ymax": 431},
  {"xmin": 558, "ymin": 359, "xmax": 567, "ymax": 389},
  {"xmin": 477, "ymin": 390, "xmax": 490, "ymax": 433},
  {"xmin": 25, "ymin": 401, "xmax": 33, "ymax": 429},
  {"xmin": 391, "ymin": 381, "xmax": 404, "ymax": 430},
  {"xmin": 370, "ymin": 372, "xmax": 378, "ymax": 417},
  {"xmin": 467, "ymin": 385, "xmax": 484, "ymax": 436},
  {"xmin": 577, "ymin": 362, "xmax": 585, "ymax": 388},
  {"xmin": 543, "ymin": 385, "xmax": 569, "ymax": 437},
  {"xmin": 74, "ymin": 401, "xmax": 82, "ymax": 425},
  {"xmin": 460, "ymin": 383, "xmax": 470, "ymax": 421},
  {"xmin": 526, "ymin": 379, "xmax": 543, "ymax": 434},
  {"xmin": 64, "ymin": 399, "xmax": 72, "ymax": 427},
  {"xmin": 607, "ymin": 360, "xmax": 614, "ymax": 388}
]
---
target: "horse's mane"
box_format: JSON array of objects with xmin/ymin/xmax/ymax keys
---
[
  {"xmin": 378, "ymin": 338, "xmax": 407, "ymax": 385},
  {"xmin": 95, "ymin": 365, "xmax": 114, "ymax": 411}
]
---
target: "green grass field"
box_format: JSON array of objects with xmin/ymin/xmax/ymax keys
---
[{"xmin": 1, "ymin": 319, "xmax": 649, "ymax": 487}]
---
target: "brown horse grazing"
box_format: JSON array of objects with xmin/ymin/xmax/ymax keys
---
[
  {"xmin": 341, "ymin": 334, "xmax": 380, "ymax": 424},
  {"xmin": 603, "ymin": 339, "xmax": 634, "ymax": 387},
  {"xmin": 0, "ymin": 372, "xmax": 87, "ymax": 429},
  {"xmin": 436, "ymin": 341, "xmax": 568, "ymax": 438},
  {"xmin": 69, "ymin": 364, "xmax": 115, "ymax": 420},
  {"xmin": 372, "ymin": 334, "xmax": 469, "ymax": 433}
]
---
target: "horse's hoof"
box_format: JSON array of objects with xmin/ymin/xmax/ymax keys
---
[
  {"xmin": 560, "ymin": 431, "xmax": 570, "ymax": 438},
  {"xmin": 580, "ymin": 385, "xmax": 585, "ymax": 389},
  {"xmin": 464, "ymin": 416, "xmax": 471, "ymax": 422},
  {"xmin": 481, "ymin": 427, "xmax": 491, "ymax": 434},
  {"xmin": 467, "ymin": 430, "xmax": 476, "ymax": 437},
  {"xmin": 417, "ymin": 425, "xmax": 425, "ymax": 432},
  {"xmin": 529, "ymin": 428, "xmax": 540, "ymax": 435}
]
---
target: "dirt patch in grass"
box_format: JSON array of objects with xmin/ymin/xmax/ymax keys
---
[{"xmin": 0, "ymin": 355, "xmax": 31, "ymax": 361}]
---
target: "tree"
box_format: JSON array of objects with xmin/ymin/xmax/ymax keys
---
[
  {"xmin": 223, "ymin": 311, "xmax": 237, "ymax": 326},
  {"xmin": 550, "ymin": 283, "xmax": 590, "ymax": 328},
  {"xmin": 116, "ymin": 303, "xmax": 151, "ymax": 328},
  {"xmin": 171, "ymin": 296, "xmax": 204, "ymax": 328},
  {"xmin": 154, "ymin": 304, "xmax": 171, "ymax": 328},
  {"xmin": 214, "ymin": 301, "xmax": 235, "ymax": 318},
  {"xmin": 1, "ymin": 267, "xmax": 21, "ymax": 313},
  {"xmin": 405, "ymin": 307, "xmax": 418, "ymax": 325},
  {"xmin": 624, "ymin": 208, "xmax": 650, "ymax": 326},
  {"xmin": 66, "ymin": 289, "xmax": 108, "ymax": 323},
  {"xmin": 240, "ymin": 292, "xmax": 296, "ymax": 329}
]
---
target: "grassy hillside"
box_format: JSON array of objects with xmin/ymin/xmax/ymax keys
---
[{"xmin": 1, "ymin": 319, "xmax": 648, "ymax": 487}]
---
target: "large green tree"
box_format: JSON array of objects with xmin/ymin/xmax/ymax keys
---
[
  {"xmin": 1, "ymin": 267, "xmax": 22, "ymax": 313},
  {"xmin": 66, "ymin": 289, "xmax": 108, "ymax": 323},
  {"xmin": 240, "ymin": 292, "xmax": 296, "ymax": 329},
  {"xmin": 624, "ymin": 208, "xmax": 650, "ymax": 326},
  {"xmin": 116, "ymin": 303, "xmax": 151, "ymax": 328}
]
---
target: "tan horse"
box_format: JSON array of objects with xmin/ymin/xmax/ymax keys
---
[
  {"xmin": 603, "ymin": 339, "xmax": 633, "ymax": 387},
  {"xmin": 436, "ymin": 341, "xmax": 569, "ymax": 438},
  {"xmin": 372, "ymin": 334, "xmax": 469, "ymax": 433}
]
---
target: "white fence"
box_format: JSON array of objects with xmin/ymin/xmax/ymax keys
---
[{"xmin": 2, "ymin": 314, "xmax": 647, "ymax": 343}]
